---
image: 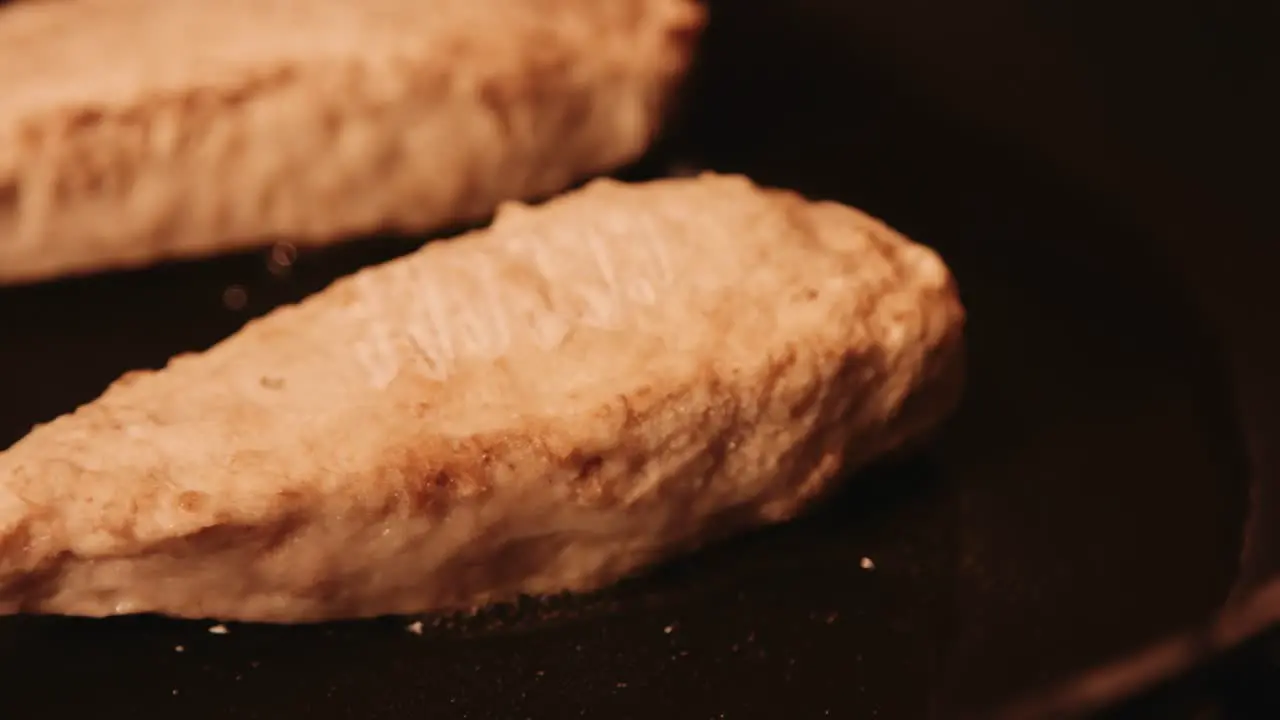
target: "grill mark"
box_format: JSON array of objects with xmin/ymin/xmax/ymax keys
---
[{"xmin": 348, "ymin": 216, "xmax": 678, "ymax": 388}]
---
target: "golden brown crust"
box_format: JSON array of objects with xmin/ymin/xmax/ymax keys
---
[
  {"xmin": 0, "ymin": 173, "xmax": 965, "ymax": 622},
  {"xmin": 0, "ymin": 0, "xmax": 703, "ymax": 284}
]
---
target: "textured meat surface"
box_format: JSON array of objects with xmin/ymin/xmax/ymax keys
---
[
  {"xmin": 0, "ymin": 0, "xmax": 703, "ymax": 284},
  {"xmin": 0, "ymin": 173, "xmax": 966, "ymax": 622}
]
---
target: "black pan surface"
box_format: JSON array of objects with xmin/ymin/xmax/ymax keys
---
[{"xmin": 0, "ymin": 2, "xmax": 1269, "ymax": 718}]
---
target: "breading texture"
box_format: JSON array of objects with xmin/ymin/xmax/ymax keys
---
[
  {"xmin": 0, "ymin": 173, "xmax": 966, "ymax": 622},
  {"xmin": 0, "ymin": 0, "xmax": 703, "ymax": 284}
]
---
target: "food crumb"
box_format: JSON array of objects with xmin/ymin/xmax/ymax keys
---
[
  {"xmin": 616, "ymin": 682, "xmax": 628, "ymax": 689},
  {"xmin": 221, "ymin": 286, "xmax": 248, "ymax": 311},
  {"xmin": 663, "ymin": 624, "xmax": 675, "ymax": 634},
  {"xmin": 174, "ymin": 645, "xmax": 184, "ymax": 653},
  {"xmin": 172, "ymin": 690, "xmax": 179, "ymax": 696},
  {"xmin": 406, "ymin": 621, "xmax": 424, "ymax": 635},
  {"xmin": 825, "ymin": 612, "xmax": 839, "ymax": 624},
  {"xmin": 860, "ymin": 557, "xmax": 876, "ymax": 571},
  {"xmin": 267, "ymin": 243, "xmax": 298, "ymax": 275},
  {"xmin": 208, "ymin": 624, "xmax": 229, "ymax": 635}
]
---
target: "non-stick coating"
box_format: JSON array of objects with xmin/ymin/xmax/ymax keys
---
[{"xmin": 0, "ymin": 4, "xmax": 1262, "ymax": 719}]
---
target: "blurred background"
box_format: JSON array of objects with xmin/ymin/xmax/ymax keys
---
[{"xmin": 686, "ymin": 0, "xmax": 1275, "ymax": 388}]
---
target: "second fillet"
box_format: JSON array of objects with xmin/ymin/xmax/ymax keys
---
[
  {"xmin": 0, "ymin": 173, "xmax": 965, "ymax": 622},
  {"xmin": 0, "ymin": 0, "xmax": 703, "ymax": 284}
]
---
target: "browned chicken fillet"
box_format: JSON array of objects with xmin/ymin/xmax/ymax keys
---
[
  {"xmin": 0, "ymin": 0, "xmax": 703, "ymax": 284},
  {"xmin": 0, "ymin": 173, "xmax": 965, "ymax": 622}
]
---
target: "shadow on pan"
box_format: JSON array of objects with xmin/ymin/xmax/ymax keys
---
[{"xmin": 0, "ymin": 7, "xmax": 1257, "ymax": 720}]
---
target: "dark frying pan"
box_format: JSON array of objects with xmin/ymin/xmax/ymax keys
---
[{"xmin": 0, "ymin": 1, "xmax": 1274, "ymax": 718}]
